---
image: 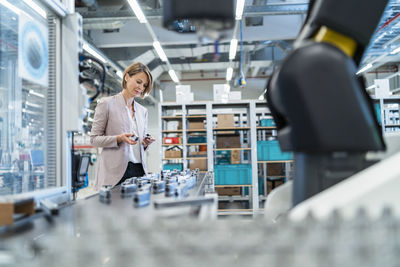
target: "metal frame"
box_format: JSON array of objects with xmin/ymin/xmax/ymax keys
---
[{"xmin": 160, "ymin": 100, "xmax": 272, "ymax": 216}]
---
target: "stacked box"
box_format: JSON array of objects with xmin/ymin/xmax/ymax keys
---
[
  {"xmin": 188, "ymin": 121, "xmax": 205, "ymax": 129},
  {"xmin": 163, "ymin": 137, "xmax": 181, "ymax": 144},
  {"xmin": 257, "ymin": 140, "xmax": 292, "ymax": 161},
  {"xmin": 214, "ymin": 164, "xmax": 252, "ymax": 185},
  {"xmin": 217, "ymin": 135, "xmax": 240, "ymax": 148},
  {"xmin": 188, "ymin": 136, "xmax": 207, "ymax": 143},
  {"xmin": 163, "ymin": 164, "xmax": 183, "ymax": 171},
  {"xmin": 216, "ymin": 187, "xmax": 241, "ymax": 196},
  {"xmin": 231, "ymin": 150, "xmax": 240, "ymax": 164},
  {"xmin": 217, "ymin": 114, "xmax": 235, "ymax": 134},
  {"xmin": 260, "ymin": 118, "xmax": 275, "ymax": 127},
  {"xmin": 165, "ymin": 150, "xmax": 182, "ymax": 158}
]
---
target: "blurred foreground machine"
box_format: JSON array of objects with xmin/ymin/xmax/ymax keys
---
[{"xmin": 266, "ymin": 0, "xmax": 388, "ymax": 206}]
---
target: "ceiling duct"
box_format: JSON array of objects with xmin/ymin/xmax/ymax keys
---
[{"xmin": 245, "ymin": 0, "xmax": 267, "ymax": 26}]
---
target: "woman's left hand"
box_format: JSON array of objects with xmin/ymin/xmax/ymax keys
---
[{"xmin": 142, "ymin": 135, "xmax": 156, "ymax": 146}]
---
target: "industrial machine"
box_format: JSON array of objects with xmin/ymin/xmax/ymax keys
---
[{"xmin": 266, "ymin": 0, "xmax": 389, "ymax": 206}]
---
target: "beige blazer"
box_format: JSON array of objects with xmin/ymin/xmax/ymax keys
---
[{"xmin": 90, "ymin": 93, "xmax": 148, "ymax": 190}]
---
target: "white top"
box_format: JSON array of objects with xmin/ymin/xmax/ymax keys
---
[{"xmin": 125, "ymin": 101, "xmax": 142, "ymax": 164}]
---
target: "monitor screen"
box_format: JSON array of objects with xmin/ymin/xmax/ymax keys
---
[
  {"xmin": 79, "ymin": 155, "xmax": 90, "ymax": 176},
  {"xmin": 30, "ymin": 150, "xmax": 44, "ymax": 167}
]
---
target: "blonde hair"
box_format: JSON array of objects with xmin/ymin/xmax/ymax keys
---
[{"xmin": 122, "ymin": 62, "xmax": 153, "ymax": 97}]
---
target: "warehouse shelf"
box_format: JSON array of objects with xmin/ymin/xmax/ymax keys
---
[
  {"xmin": 214, "ymin": 184, "xmax": 251, "ymax": 188},
  {"xmin": 186, "ymin": 115, "xmax": 206, "ymax": 119},
  {"xmin": 256, "ymin": 126, "xmax": 276, "ymax": 130},
  {"xmin": 162, "ymin": 130, "xmax": 183, "ymax": 133},
  {"xmin": 161, "ymin": 116, "xmax": 182, "ymax": 120},
  {"xmin": 162, "ymin": 144, "xmax": 183, "ymax": 146},
  {"xmin": 186, "ymin": 143, "xmax": 207, "ymax": 146},
  {"xmin": 160, "ymin": 100, "xmax": 286, "ymax": 216},
  {"xmin": 257, "ymin": 160, "xmax": 293, "ymax": 163},
  {"xmin": 213, "ymin": 127, "xmax": 250, "ymax": 131},
  {"xmin": 187, "ymin": 157, "xmax": 208, "ymax": 160},
  {"xmin": 187, "ymin": 129, "xmax": 207, "ymax": 132}
]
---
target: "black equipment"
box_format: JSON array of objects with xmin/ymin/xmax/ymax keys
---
[{"xmin": 266, "ymin": 0, "xmax": 388, "ymax": 206}]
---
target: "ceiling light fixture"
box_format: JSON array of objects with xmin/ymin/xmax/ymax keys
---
[
  {"xmin": 82, "ymin": 42, "xmax": 107, "ymax": 63},
  {"xmin": 23, "ymin": 0, "xmax": 47, "ymax": 18},
  {"xmin": 153, "ymin": 41, "xmax": 168, "ymax": 62},
  {"xmin": 390, "ymin": 46, "xmax": 400, "ymax": 55},
  {"xmin": 235, "ymin": 0, "xmax": 245, "ymax": 20},
  {"xmin": 229, "ymin": 39, "xmax": 238, "ymax": 60},
  {"xmin": 127, "ymin": 0, "xmax": 147, "ymax": 23},
  {"xmin": 0, "ymin": 0, "xmax": 21, "ymax": 14},
  {"xmin": 168, "ymin": 69, "xmax": 180, "ymax": 83},
  {"xmin": 226, "ymin": 67, "xmax": 233, "ymax": 81}
]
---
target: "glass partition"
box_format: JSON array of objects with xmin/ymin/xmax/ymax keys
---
[{"xmin": 0, "ymin": 0, "xmax": 57, "ymax": 195}]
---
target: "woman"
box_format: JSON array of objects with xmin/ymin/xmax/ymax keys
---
[{"xmin": 90, "ymin": 62, "xmax": 156, "ymax": 190}]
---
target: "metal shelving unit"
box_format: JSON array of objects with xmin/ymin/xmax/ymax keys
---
[
  {"xmin": 374, "ymin": 97, "xmax": 400, "ymax": 134},
  {"xmin": 159, "ymin": 100, "xmax": 290, "ymax": 215}
]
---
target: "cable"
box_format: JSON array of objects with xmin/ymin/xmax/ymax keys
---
[{"xmin": 79, "ymin": 53, "xmax": 106, "ymax": 102}]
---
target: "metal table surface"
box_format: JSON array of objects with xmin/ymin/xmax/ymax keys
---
[{"xmin": 0, "ymin": 173, "xmax": 209, "ymax": 240}]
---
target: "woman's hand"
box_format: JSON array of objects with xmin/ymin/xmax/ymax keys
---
[
  {"xmin": 142, "ymin": 135, "xmax": 156, "ymax": 147},
  {"xmin": 117, "ymin": 133, "xmax": 138, "ymax": 145}
]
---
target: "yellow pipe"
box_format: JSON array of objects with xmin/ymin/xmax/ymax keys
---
[{"xmin": 314, "ymin": 26, "xmax": 357, "ymax": 58}]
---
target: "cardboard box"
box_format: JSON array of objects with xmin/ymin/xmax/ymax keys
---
[
  {"xmin": 267, "ymin": 179, "xmax": 284, "ymax": 194},
  {"xmin": 191, "ymin": 151, "xmax": 207, "ymax": 157},
  {"xmin": 216, "ymin": 187, "xmax": 241, "ymax": 196},
  {"xmin": 217, "ymin": 135, "xmax": 241, "ymax": 148},
  {"xmin": 267, "ymin": 163, "xmax": 284, "ymax": 176},
  {"xmin": 165, "ymin": 150, "xmax": 182, "ymax": 158},
  {"xmin": 190, "ymin": 159, "xmax": 207, "ymax": 171},
  {"xmin": 163, "ymin": 137, "xmax": 182, "ymax": 144},
  {"xmin": 217, "ymin": 114, "xmax": 234, "ymax": 128},
  {"xmin": 188, "ymin": 121, "xmax": 205, "ymax": 129},
  {"xmin": 231, "ymin": 150, "xmax": 240, "ymax": 164}
]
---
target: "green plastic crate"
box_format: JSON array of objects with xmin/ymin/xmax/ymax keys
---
[
  {"xmin": 214, "ymin": 164, "xmax": 252, "ymax": 185},
  {"xmin": 257, "ymin": 140, "xmax": 292, "ymax": 161}
]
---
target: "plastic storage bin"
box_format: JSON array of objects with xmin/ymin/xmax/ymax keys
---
[
  {"xmin": 214, "ymin": 164, "xmax": 252, "ymax": 185},
  {"xmin": 257, "ymin": 140, "xmax": 293, "ymax": 161},
  {"xmin": 374, "ymin": 103, "xmax": 381, "ymax": 124},
  {"xmin": 188, "ymin": 136, "xmax": 207, "ymax": 143},
  {"xmin": 163, "ymin": 163, "xmax": 183, "ymax": 171},
  {"xmin": 260, "ymin": 118, "xmax": 275, "ymax": 127}
]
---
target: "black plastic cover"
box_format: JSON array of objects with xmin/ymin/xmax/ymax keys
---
[{"xmin": 266, "ymin": 42, "xmax": 385, "ymax": 153}]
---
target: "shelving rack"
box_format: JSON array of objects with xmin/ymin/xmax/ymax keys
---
[
  {"xmin": 159, "ymin": 100, "xmax": 293, "ymax": 215},
  {"xmin": 373, "ymin": 96, "xmax": 400, "ymax": 134}
]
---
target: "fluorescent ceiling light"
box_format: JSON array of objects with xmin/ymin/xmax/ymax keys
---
[
  {"xmin": 83, "ymin": 42, "xmax": 107, "ymax": 63},
  {"xmin": 235, "ymin": 0, "xmax": 245, "ymax": 20},
  {"xmin": 168, "ymin": 69, "xmax": 179, "ymax": 83},
  {"xmin": 29, "ymin": 90, "xmax": 45, "ymax": 98},
  {"xmin": 356, "ymin": 63, "xmax": 373, "ymax": 75},
  {"xmin": 391, "ymin": 46, "xmax": 400, "ymax": 55},
  {"xmin": 116, "ymin": 70, "xmax": 123, "ymax": 79},
  {"xmin": 127, "ymin": 0, "xmax": 147, "ymax": 23},
  {"xmin": 153, "ymin": 41, "xmax": 168, "ymax": 62},
  {"xmin": 0, "ymin": 0, "xmax": 22, "ymax": 14},
  {"xmin": 226, "ymin": 67, "xmax": 233, "ymax": 81},
  {"xmin": 23, "ymin": 0, "xmax": 47, "ymax": 19},
  {"xmin": 229, "ymin": 39, "xmax": 238, "ymax": 60}
]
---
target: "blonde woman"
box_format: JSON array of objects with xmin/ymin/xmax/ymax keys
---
[{"xmin": 91, "ymin": 62, "xmax": 156, "ymax": 190}]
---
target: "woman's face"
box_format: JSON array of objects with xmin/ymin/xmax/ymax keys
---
[{"xmin": 124, "ymin": 72, "xmax": 149, "ymax": 98}]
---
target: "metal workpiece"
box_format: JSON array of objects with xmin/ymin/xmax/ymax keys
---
[
  {"xmin": 133, "ymin": 185, "xmax": 152, "ymax": 207},
  {"xmin": 136, "ymin": 178, "xmax": 150, "ymax": 189},
  {"xmin": 6, "ymin": 207, "xmax": 400, "ymax": 267},
  {"xmin": 174, "ymin": 183, "xmax": 189, "ymax": 198},
  {"xmin": 99, "ymin": 186, "xmax": 112, "ymax": 203},
  {"xmin": 152, "ymin": 180, "xmax": 166, "ymax": 194},
  {"xmin": 120, "ymin": 182, "xmax": 137, "ymax": 196},
  {"xmin": 165, "ymin": 182, "xmax": 179, "ymax": 197}
]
